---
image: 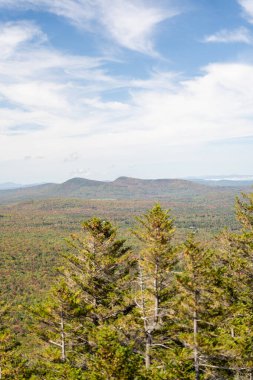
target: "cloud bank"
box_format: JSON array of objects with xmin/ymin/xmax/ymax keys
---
[
  {"xmin": 0, "ymin": 2, "xmax": 253, "ymax": 181},
  {"xmin": 1, "ymin": 20, "xmax": 253, "ymax": 166}
]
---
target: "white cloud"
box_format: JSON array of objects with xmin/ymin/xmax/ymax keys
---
[
  {"xmin": 97, "ymin": 0, "xmax": 175, "ymax": 55},
  {"xmin": 0, "ymin": 21, "xmax": 46, "ymax": 58},
  {"xmin": 203, "ymin": 27, "xmax": 253, "ymax": 44},
  {"xmin": 82, "ymin": 97, "xmax": 130, "ymax": 111},
  {"xmin": 0, "ymin": 21, "xmax": 126, "ymax": 127},
  {"xmin": 238, "ymin": 0, "xmax": 253, "ymax": 22},
  {"xmin": 0, "ymin": 82, "xmax": 68, "ymax": 110},
  {"xmin": 2, "ymin": 37, "xmax": 253, "ymax": 160},
  {"xmin": 0, "ymin": 0, "xmax": 179, "ymax": 54},
  {"xmin": 1, "ymin": 19, "xmax": 253, "ymax": 181},
  {"xmin": 127, "ymin": 63, "xmax": 253, "ymax": 145}
]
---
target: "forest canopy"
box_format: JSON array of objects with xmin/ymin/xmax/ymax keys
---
[{"xmin": 1, "ymin": 194, "xmax": 253, "ymax": 379}]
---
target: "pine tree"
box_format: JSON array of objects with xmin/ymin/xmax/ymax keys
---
[
  {"xmin": 217, "ymin": 192, "xmax": 253, "ymax": 378},
  {"xmin": 63, "ymin": 217, "xmax": 135, "ymax": 325},
  {"xmin": 176, "ymin": 235, "xmax": 225, "ymax": 380},
  {"xmin": 34, "ymin": 217, "xmax": 138, "ymax": 376},
  {"xmin": 132, "ymin": 204, "xmax": 178, "ymax": 373},
  {"xmin": 29, "ymin": 280, "xmax": 84, "ymax": 371}
]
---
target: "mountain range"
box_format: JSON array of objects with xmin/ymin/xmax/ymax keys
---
[{"xmin": 0, "ymin": 176, "xmax": 252, "ymax": 204}]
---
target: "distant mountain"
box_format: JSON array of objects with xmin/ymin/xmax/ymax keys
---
[
  {"xmin": 0, "ymin": 182, "xmax": 23, "ymax": 190},
  {"xmin": 188, "ymin": 174, "xmax": 253, "ymax": 186},
  {"xmin": 0, "ymin": 182, "xmax": 46, "ymax": 190},
  {"xmin": 0, "ymin": 176, "xmax": 251, "ymax": 204},
  {"xmin": 191, "ymin": 178, "xmax": 253, "ymax": 188}
]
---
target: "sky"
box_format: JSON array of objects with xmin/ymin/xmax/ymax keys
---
[{"xmin": 0, "ymin": 0, "xmax": 253, "ymax": 183}]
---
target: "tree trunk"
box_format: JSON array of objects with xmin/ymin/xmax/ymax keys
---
[
  {"xmin": 154, "ymin": 263, "xmax": 159, "ymax": 324},
  {"xmin": 138, "ymin": 262, "xmax": 151, "ymax": 369},
  {"xmin": 145, "ymin": 333, "xmax": 152, "ymax": 369}
]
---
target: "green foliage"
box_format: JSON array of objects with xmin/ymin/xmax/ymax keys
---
[
  {"xmin": 30, "ymin": 217, "xmax": 137, "ymax": 376},
  {"xmin": 2, "ymin": 193, "xmax": 253, "ymax": 378},
  {"xmin": 133, "ymin": 204, "xmax": 179, "ymax": 370},
  {"xmin": 86, "ymin": 326, "xmax": 142, "ymax": 380},
  {"xmin": 0, "ymin": 301, "xmax": 31, "ymax": 378},
  {"xmin": 215, "ymin": 193, "xmax": 253, "ymax": 376},
  {"xmin": 29, "ymin": 280, "xmax": 84, "ymax": 366},
  {"xmin": 29, "ymin": 362, "xmax": 85, "ymax": 380},
  {"xmin": 176, "ymin": 236, "xmax": 225, "ymax": 378},
  {"xmin": 62, "ymin": 217, "xmax": 135, "ymax": 325},
  {"xmin": 0, "ymin": 194, "xmax": 239, "ymax": 333},
  {"xmin": 236, "ymin": 192, "xmax": 253, "ymax": 229}
]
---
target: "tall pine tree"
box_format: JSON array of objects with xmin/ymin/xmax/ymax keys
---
[
  {"xmin": 33, "ymin": 217, "xmax": 138, "ymax": 377},
  {"xmin": 132, "ymin": 204, "xmax": 178, "ymax": 375}
]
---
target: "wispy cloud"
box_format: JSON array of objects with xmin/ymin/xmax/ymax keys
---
[
  {"xmin": 97, "ymin": 0, "xmax": 175, "ymax": 55},
  {"xmin": 2, "ymin": 19, "xmax": 253, "ymax": 166},
  {"xmin": 0, "ymin": 20, "xmax": 121, "ymax": 140},
  {"xmin": 0, "ymin": 21, "xmax": 46, "ymax": 58},
  {"xmin": 1, "ymin": 15, "xmax": 253, "ymax": 181},
  {"xmin": 238, "ymin": 0, "xmax": 253, "ymax": 23},
  {"xmin": 0, "ymin": 0, "xmax": 179, "ymax": 55},
  {"xmin": 203, "ymin": 27, "xmax": 253, "ymax": 44},
  {"xmin": 127, "ymin": 63, "xmax": 253, "ymax": 144}
]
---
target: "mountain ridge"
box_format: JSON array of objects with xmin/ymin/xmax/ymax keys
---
[{"xmin": 0, "ymin": 176, "xmax": 252, "ymax": 204}]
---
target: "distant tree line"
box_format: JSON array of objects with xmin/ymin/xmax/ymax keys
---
[{"xmin": 1, "ymin": 193, "xmax": 253, "ymax": 379}]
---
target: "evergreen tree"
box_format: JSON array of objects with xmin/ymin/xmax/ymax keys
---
[
  {"xmin": 132, "ymin": 204, "xmax": 178, "ymax": 373},
  {"xmin": 217, "ymin": 193, "xmax": 253, "ymax": 378},
  {"xmin": 33, "ymin": 217, "xmax": 138, "ymax": 377},
  {"xmin": 63, "ymin": 217, "xmax": 135, "ymax": 325},
  {"xmin": 29, "ymin": 280, "xmax": 84, "ymax": 373},
  {"xmin": 177, "ymin": 235, "xmax": 225, "ymax": 380}
]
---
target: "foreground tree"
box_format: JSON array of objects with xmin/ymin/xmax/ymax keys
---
[
  {"xmin": 30, "ymin": 280, "xmax": 84, "ymax": 375},
  {"xmin": 33, "ymin": 217, "xmax": 138, "ymax": 377},
  {"xmin": 217, "ymin": 193, "xmax": 253, "ymax": 378},
  {"xmin": 177, "ymin": 236, "xmax": 225, "ymax": 380},
  {"xmin": 63, "ymin": 217, "xmax": 135, "ymax": 324},
  {"xmin": 133, "ymin": 204, "xmax": 178, "ymax": 374}
]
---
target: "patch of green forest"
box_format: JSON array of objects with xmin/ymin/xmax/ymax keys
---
[
  {"xmin": 0, "ymin": 197, "xmax": 238, "ymax": 310},
  {"xmin": 1, "ymin": 193, "xmax": 253, "ymax": 379}
]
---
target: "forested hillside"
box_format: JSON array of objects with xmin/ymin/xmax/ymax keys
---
[
  {"xmin": 0, "ymin": 177, "xmax": 252, "ymax": 203},
  {"xmin": 1, "ymin": 192, "xmax": 253, "ymax": 379}
]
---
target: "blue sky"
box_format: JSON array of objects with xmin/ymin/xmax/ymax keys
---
[{"xmin": 0, "ymin": 0, "xmax": 253, "ymax": 183}]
